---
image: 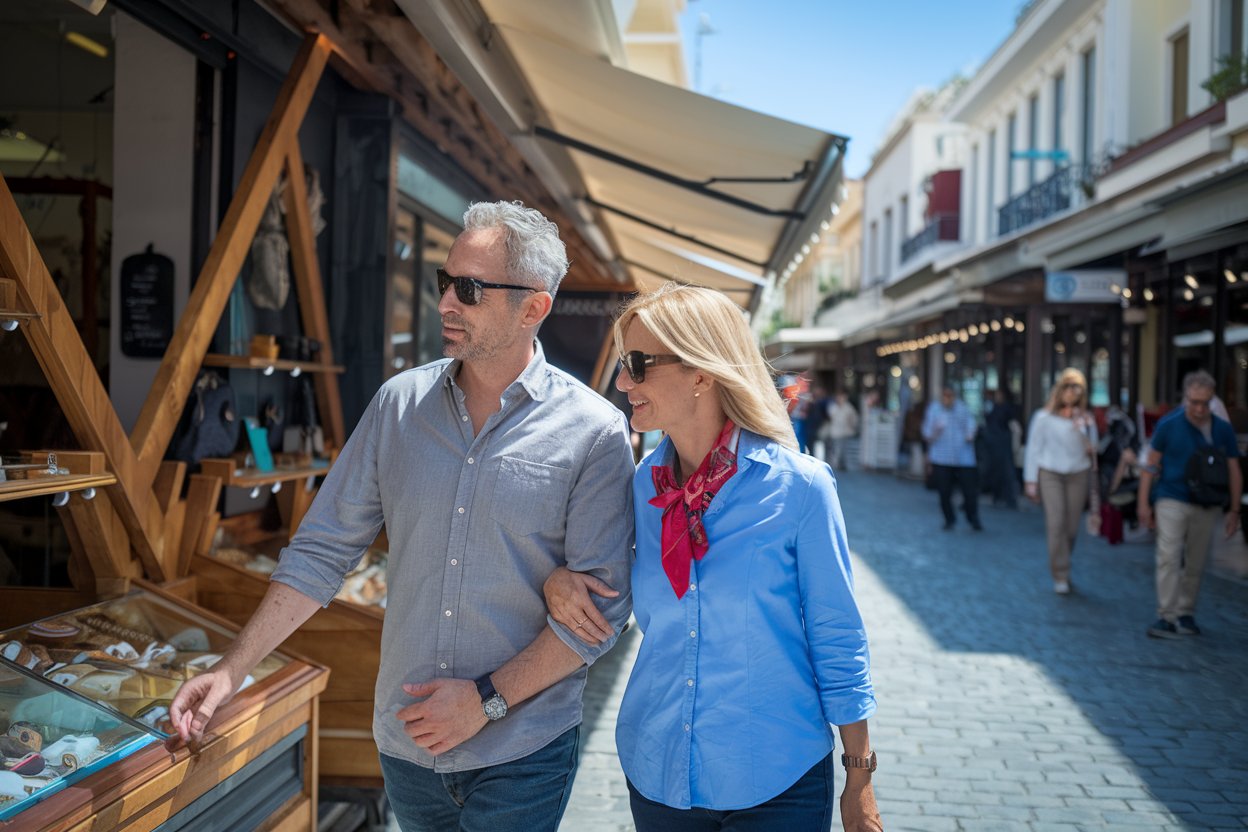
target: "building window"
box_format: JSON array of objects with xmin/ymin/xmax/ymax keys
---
[
  {"xmin": 1219, "ymin": 0, "xmax": 1245, "ymax": 59},
  {"xmin": 1081, "ymin": 46, "xmax": 1096, "ymax": 165},
  {"xmin": 1052, "ymin": 73, "xmax": 1065, "ymax": 163},
  {"xmin": 968, "ymin": 144, "xmax": 979, "ymax": 243},
  {"xmin": 1170, "ymin": 28, "xmax": 1189, "ymax": 126},
  {"xmin": 883, "ymin": 208, "xmax": 893, "ymax": 279},
  {"xmin": 869, "ymin": 220, "xmax": 879, "ymax": 282},
  {"xmin": 1006, "ymin": 112, "xmax": 1017, "ymax": 199},
  {"xmin": 986, "ymin": 128, "xmax": 997, "ymax": 235},
  {"xmin": 899, "ymin": 194, "xmax": 909, "ymax": 243},
  {"xmin": 1027, "ymin": 94, "xmax": 1039, "ymax": 187}
]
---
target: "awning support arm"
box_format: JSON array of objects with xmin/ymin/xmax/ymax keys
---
[
  {"xmin": 587, "ymin": 197, "xmax": 768, "ymax": 268},
  {"xmin": 619, "ymin": 258, "xmax": 754, "ymax": 294},
  {"xmin": 536, "ymin": 125, "xmax": 804, "ymax": 219}
]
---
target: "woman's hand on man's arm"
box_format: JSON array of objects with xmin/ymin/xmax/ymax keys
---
[{"xmin": 543, "ymin": 566, "xmax": 620, "ymax": 646}]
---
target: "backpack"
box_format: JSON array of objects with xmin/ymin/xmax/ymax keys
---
[{"xmin": 1183, "ymin": 422, "xmax": 1230, "ymax": 508}]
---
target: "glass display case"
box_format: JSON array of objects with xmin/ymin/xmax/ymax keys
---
[
  {"xmin": 0, "ymin": 590, "xmax": 288, "ymax": 740},
  {"xmin": 0, "ymin": 663, "xmax": 159, "ymax": 820}
]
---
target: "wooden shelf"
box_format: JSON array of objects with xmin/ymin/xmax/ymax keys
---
[
  {"xmin": 0, "ymin": 472, "xmax": 116, "ymax": 502},
  {"xmin": 200, "ymin": 458, "xmax": 330, "ymax": 488},
  {"xmin": 0, "ymin": 308, "xmax": 39, "ymax": 321},
  {"xmin": 202, "ymin": 353, "xmax": 344, "ymax": 374}
]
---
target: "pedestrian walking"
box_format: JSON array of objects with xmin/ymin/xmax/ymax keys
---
[
  {"xmin": 1023, "ymin": 369, "xmax": 1100, "ymax": 595},
  {"xmin": 922, "ymin": 386, "xmax": 982, "ymax": 530},
  {"xmin": 167, "ymin": 201, "xmax": 636, "ymax": 832},
  {"xmin": 1138, "ymin": 370, "xmax": 1242, "ymax": 638},
  {"xmin": 984, "ymin": 388, "xmax": 1021, "ymax": 508},
  {"xmin": 806, "ymin": 384, "xmax": 831, "ymax": 461},
  {"xmin": 545, "ymin": 284, "xmax": 882, "ymax": 832},
  {"xmin": 825, "ymin": 391, "xmax": 860, "ymax": 470}
]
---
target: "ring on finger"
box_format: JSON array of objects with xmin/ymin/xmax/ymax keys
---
[{"xmin": 575, "ymin": 618, "xmax": 586, "ymax": 626}]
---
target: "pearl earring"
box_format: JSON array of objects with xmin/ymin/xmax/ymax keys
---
[{"xmin": 694, "ymin": 391, "xmax": 701, "ymax": 398}]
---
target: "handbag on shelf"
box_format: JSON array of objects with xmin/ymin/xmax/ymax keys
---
[
  {"xmin": 281, "ymin": 376, "xmax": 325, "ymax": 460},
  {"xmin": 169, "ymin": 371, "xmax": 240, "ymax": 464}
]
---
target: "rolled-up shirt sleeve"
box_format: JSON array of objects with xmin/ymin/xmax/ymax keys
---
[
  {"xmin": 270, "ymin": 389, "xmax": 385, "ymax": 606},
  {"xmin": 795, "ymin": 467, "xmax": 877, "ymax": 726},
  {"xmin": 547, "ymin": 414, "xmax": 636, "ymax": 665}
]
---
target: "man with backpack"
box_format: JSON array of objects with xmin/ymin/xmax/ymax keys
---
[{"xmin": 1138, "ymin": 371, "xmax": 1242, "ymax": 639}]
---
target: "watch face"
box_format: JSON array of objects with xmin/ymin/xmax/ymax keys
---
[{"xmin": 483, "ymin": 694, "xmax": 508, "ymax": 721}]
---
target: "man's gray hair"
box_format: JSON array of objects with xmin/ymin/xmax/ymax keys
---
[
  {"xmin": 1183, "ymin": 369, "xmax": 1216, "ymax": 395},
  {"xmin": 463, "ymin": 201, "xmax": 569, "ymax": 295}
]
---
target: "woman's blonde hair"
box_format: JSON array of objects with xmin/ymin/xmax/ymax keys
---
[
  {"xmin": 1045, "ymin": 367, "xmax": 1089, "ymax": 413},
  {"xmin": 613, "ymin": 284, "xmax": 798, "ymax": 449}
]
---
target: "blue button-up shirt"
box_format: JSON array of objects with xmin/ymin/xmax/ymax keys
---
[
  {"xmin": 270, "ymin": 342, "xmax": 635, "ymax": 772},
  {"xmin": 922, "ymin": 399, "xmax": 978, "ymax": 467},
  {"xmin": 616, "ymin": 431, "xmax": 875, "ymax": 810}
]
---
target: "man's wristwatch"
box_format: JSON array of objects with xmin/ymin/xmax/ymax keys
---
[
  {"xmin": 474, "ymin": 673, "xmax": 508, "ymax": 721},
  {"xmin": 841, "ymin": 750, "xmax": 877, "ymax": 772}
]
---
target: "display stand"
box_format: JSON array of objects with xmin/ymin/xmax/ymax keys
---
[{"xmin": 0, "ymin": 34, "xmax": 342, "ymax": 826}]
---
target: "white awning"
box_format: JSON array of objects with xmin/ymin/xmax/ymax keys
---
[{"xmin": 400, "ymin": 0, "xmax": 847, "ymax": 309}]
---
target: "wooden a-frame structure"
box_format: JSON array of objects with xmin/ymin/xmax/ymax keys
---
[{"xmin": 0, "ymin": 33, "xmax": 342, "ymax": 589}]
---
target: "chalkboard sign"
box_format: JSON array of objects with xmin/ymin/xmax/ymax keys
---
[{"xmin": 120, "ymin": 244, "xmax": 174, "ymax": 358}]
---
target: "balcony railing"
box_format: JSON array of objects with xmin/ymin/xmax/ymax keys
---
[
  {"xmin": 900, "ymin": 213, "xmax": 960, "ymax": 263},
  {"xmin": 997, "ymin": 164, "xmax": 1089, "ymax": 237}
]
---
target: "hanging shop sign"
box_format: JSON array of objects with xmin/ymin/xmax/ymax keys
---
[
  {"xmin": 1044, "ymin": 269, "xmax": 1126, "ymax": 303},
  {"xmin": 119, "ymin": 244, "xmax": 175, "ymax": 357}
]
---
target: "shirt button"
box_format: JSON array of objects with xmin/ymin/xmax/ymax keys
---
[
  {"xmin": 440, "ymin": 662, "xmax": 447, "ymax": 669},
  {"xmin": 687, "ymin": 679, "xmax": 694, "ymax": 686},
  {"xmin": 684, "ymin": 723, "xmax": 691, "ymax": 732},
  {"xmin": 450, "ymin": 558, "xmax": 458, "ymax": 566},
  {"xmin": 468, "ymin": 457, "xmax": 475, "ymax": 464},
  {"xmin": 462, "ymin": 415, "xmax": 468, "ymax": 422},
  {"xmin": 457, "ymin": 507, "xmax": 465, "ymax": 514},
  {"xmin": 689, "ymin": 630, "xmax": 696, "ymax": 638},
  {"xmin": 689, "ymin": 583, "xmax": 697, "ymax": 591},
  {"xmin": 444, "ymin": 610, "xmax": 452, "ymax": 617}
]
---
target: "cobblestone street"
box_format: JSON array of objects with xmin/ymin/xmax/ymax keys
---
[{"xmin": 560, "ymin": 469, "xmax": 1248, "ymax": 832}]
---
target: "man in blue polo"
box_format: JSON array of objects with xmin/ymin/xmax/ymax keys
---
[{"xmin": 1137, "ymin": 370, "xmax": 1241, "ymax": 639}]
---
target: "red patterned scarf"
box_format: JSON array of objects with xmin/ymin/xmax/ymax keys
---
[{"xmin": 649, "ymin": 420, "xmax": 740, "ymax": 599}]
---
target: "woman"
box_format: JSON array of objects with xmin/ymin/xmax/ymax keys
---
[
  {"xmin": 1023, "ymin": 368, "xmax": 1100, "ymax": 595},
  {"xmin": 984, "ymin": 388, "xmax": 1021, "ymax": 509},
  {"xmin": 545, "ymin": 285, "xmax": 881, "ymax": 832}
]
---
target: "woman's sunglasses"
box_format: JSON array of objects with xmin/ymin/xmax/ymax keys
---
[
  {"xmin": 618, "ymin": 350, "xmax": 683, "ymax": 384},
  {"xmin": 436, "ymin": 269, "xmax": 538, "ymax": 306}
]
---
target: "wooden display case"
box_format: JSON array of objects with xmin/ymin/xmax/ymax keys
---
[{"xmin": 0, "ymin": 581, "xmax": 328, "ymax": 830}]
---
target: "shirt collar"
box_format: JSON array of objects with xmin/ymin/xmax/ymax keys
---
[
  {"xmin": 439, "ymin": 339, "xmax": 552, "ymax": 403},
  {"xmin": 649, "ymin": 427, "xmax": 777, "ymax": 472}
]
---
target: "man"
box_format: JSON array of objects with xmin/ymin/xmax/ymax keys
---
[
  {"xmin": 1138, "ymin": 370, "xmax": 1241, "ymax": 639},
  {"xmin": 826, "ymin": 390, "xmax": 860, "ymax": 470},
  {"xmin": 168, "ymin": 201, "xmax": 636, "ymax": 830},
  {"xmin": 922, "ymin": 385, "xmax": 982, "ymax": 531}
]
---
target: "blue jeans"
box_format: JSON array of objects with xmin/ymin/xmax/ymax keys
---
[
  {"xmin": 380, "ymin": 726, "xmax": 580, "ymax": 832},
  {"xmin": 627, "ymin": 753, "xmax": 835, "ymax": 831}
]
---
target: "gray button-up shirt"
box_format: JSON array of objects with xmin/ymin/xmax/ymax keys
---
[{"xmin": 270, "ymin": 342, "xmax": 635, "ymax": 771}]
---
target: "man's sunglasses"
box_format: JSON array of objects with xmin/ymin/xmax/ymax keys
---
[
  {"xmin": 618, "ymin": 350, "xmax": 683, "ymax": 384},
  {"xmin": 436, "ymin": 269, "xmax": 538, "ymax": 306}
]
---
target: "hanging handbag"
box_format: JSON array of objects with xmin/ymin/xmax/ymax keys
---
[{"xmin": 170, "ymin": 371, "xmax": 240, "ymax": 463}]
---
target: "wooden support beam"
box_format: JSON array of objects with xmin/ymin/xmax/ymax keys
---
[
  {"xmin": 58, "ymin": 490, "xmax": 141, "ymax": 594},
  {"xmin": 154, "ymin": 460, "xmax": 187, "ymax": 514},
  {"xmin": 283, "ymin": 141, "xmax": 346, "ymax": 450},
  {"xmin": 0, "ymin": 174, "xmax": 169, "ymax": 580},
  {"xmin": 179, "ymin": 474, "xmax": 223, "ymax": 578},
  {"xmin": 129, "ymin": 33, "xmax": 333, "ymax": 489}
]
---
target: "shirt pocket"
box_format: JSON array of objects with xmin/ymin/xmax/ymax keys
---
[{"xmin": 491, "ymin": 457, "xmax": 573, "ymax": 535}]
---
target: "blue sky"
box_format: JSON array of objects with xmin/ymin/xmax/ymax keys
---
[{"xmin": 677, "ymin": 0, "xmax": 1022, "ymax": 177}]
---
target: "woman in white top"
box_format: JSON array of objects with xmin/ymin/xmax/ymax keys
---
[{"xmin": 1023, "ymin": 368, "xmax": 1100, "ymax": 595}]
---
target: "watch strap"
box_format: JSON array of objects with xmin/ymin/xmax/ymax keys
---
[
  {"xmin": 474, "ymin": 672, "xmax": 498, "ymax": 702},
  {"xmin": 841, "ymin": 750, "xmax": 877, "ymax": 772}
]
